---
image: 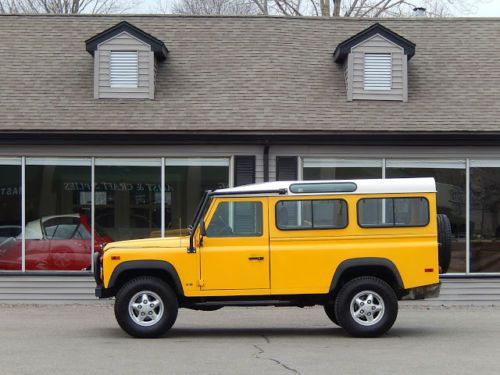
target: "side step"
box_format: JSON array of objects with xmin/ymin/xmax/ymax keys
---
[{"xmin": 188, "ymin": 300, "xmax": 291, "ymax": 308}]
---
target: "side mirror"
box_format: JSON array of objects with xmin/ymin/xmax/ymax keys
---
[{"xmin": 200, "ymin": 220, "xmax": 207, "ymax": 237}]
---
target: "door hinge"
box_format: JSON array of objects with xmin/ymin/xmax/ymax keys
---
[{"xmin": 197, "ymin": 279, "xmax": 205, "ymax": 287}]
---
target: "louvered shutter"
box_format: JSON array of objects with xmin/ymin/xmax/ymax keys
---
[
  {"xmin": 110, "ymin": 51, "xmax": 138, "ymax": 88},
  {"xmin": 364, "ymin": 53, "xmax": 392, "ymax": 91},
  {"xmin": 276, "ymin": 156, "xmax": 298, "ymax": 181},
  {"xmin": 234, "ymin": 156, "xmax": 256, "ymax": 186}
]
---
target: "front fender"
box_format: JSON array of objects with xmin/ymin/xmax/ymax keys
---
[{"xmin": 107, "ymin": 260, "xmax": 184, "ymax": 296}]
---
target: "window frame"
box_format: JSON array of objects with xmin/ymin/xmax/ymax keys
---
[
  {"xmin": 275, "ymin": 198, "xmax": 349, "ymax": 231},
  {"xmin": 356, "ymin": 196, "xmax": 430, "ymax": 229}
]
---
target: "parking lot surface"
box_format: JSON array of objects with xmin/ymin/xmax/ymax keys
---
[{"xmin": 0, "ymin": 303, "xmax": 498, "ymax": 375}]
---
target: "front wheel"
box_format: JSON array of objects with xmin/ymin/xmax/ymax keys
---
[
  {"xmin": 323, "ymin": 302, "xmax": 340, "ymax": 326},
  {"xmin": 335, "ymin": 276, "xmax": 398, "ymax": 337},
  {"xmin": 114, "ymin": 276, "xmax": 178, "ymax": 338}
]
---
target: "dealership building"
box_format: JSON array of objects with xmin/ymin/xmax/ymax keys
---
[{"xmin": 0, "ymin": 14, "xmax": 500, "ymax": 301}]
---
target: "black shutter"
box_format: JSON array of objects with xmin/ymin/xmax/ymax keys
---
[
  {"xmin": 234, "ymin": 155, "xmax": 256, "ymax": 186},
  {"xmin": 276, "ymin": 156, "xmax": 298, "ymax": 181}
]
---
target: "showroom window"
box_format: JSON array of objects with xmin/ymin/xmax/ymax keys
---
[
  {"xmin": 302, "ymin": 158, "xmax": 382, "ymax": 180},
  {"xmin": 95, "ymin": 159, "xmax": 162, "ymax": 242},
  {"xmin": 0, "ymin": 156, "xmax": 232, "ymax": 273},
  {"xmin": 0, "ymin": 158, "xmax": 22, "ymax": 271},
  {"xmin": 386, "ymin": 160, "xmax": 466, "ymax": 273},
  {"xmin": 469, "ymin": 160, "xmax": 500, "ymax": 273},
  {"xmin": 25, "ymin": 158, "xmax": 92, "ymax": 271},
  {"xmin": 165, "ymin": 158, "xmax": 230, "ymax": 236}
]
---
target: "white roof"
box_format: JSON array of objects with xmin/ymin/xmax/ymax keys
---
[{"xmin": 215, "ymin": 178, "xmax": 436, "ymax": 195}]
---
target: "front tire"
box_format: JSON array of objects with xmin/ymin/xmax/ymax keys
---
[
  {"xmin": 114, "ymin": 276, "xmax": 178, "ymax": 338},
  {"xmin": 335, "ymin": 276, "xmax": 398, "ymax": 337},
  {"xmin": 324, "ymin": 302, "xmax": 340, "ymax": 326}
]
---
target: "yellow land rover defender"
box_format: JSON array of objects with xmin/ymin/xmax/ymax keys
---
[{"xmin": 94, "ymin": 178, "xmax": 451, "ymax": 338}]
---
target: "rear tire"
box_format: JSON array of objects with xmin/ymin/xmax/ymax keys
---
[
  {"xmin": 437, "ymin": 214, "xmax": 452, "ymax": 274},
  {"xmin": 335, "ymin": 276, "xmax": 398, "ymax": 338},
  {"xmin": 114, "ymin": 276, "xmax": 178, "ymax": 338}
]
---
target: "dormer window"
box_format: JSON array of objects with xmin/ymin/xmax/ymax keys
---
[
  {"xmin": 110, "ymin": 51, "xmax": 139, "ymax": 88},
  {"xmin": 334, "ymin": 23, "xmax": 415, "ymax": 102},
  {"xmin": 86, "ymin": 21, "xmax": 168, "ymax": 99}
]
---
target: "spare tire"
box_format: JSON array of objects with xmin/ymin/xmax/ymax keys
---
[{"xmin": 437, "ymin": 214, "xmax": 452, "ymax": 274}]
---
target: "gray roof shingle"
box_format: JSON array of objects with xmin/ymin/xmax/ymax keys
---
[{"xmin": 0, "ymin": 14, "xmax": 499, "ymax": 133}]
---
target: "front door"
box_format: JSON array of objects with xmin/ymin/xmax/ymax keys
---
[{"xmin": 200, "ymin": 197, "xmax": 269, "ymax": 291}]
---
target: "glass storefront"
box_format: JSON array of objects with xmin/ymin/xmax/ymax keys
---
[
  {"xmin": 4, "ymin": 153, "xmax": 500, "ymax": 275},
  {"xmin": 0, "ymin": 159, "xmax": 22, "ymax": 271},
  {"xmin": 300, "ymin": 156, "xmax": 500, "ymax": 274},
  {"xmin": 470, "ymin": 161, "xmax": 500, "ymax": 273},
  {"xmin": 386, "ymin": 160, "xmax": 466, "ymax": 273},
  {"xmin": 0, "ymin": 156, "xmax": 230, "ymax": 273},
  {"xmin": 303, "ymin": 159, "xmax": 382, "ymax": 180},
  {"xmin": 165, "ymin": 159, "xmax": 230, "ymax": 236}
]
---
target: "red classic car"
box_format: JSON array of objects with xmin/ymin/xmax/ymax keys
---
[{"xmin": 0, "ymin": 214, "xmax": 112, "ymax": 271}]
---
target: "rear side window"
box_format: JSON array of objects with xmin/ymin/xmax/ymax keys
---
[
  {"xmin": 357, "ymin": 197, "xmax": 429, "ymax": 228},
  {"xmin": 276, "ymin": 199, "xmax": 347, "ymax": 230},
  {"xmin": 206, "ymin": 201, "xmax": 262, "ymax": 237}
]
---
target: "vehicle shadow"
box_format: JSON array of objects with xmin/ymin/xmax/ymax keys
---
[{"xmin": 93, "ymin": 326, "xmax": 439, "ymax": 340}]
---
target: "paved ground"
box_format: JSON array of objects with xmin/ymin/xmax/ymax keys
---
[{"xmin": 0, "ymin": 303, "xmax": 499, "ymax": 375}]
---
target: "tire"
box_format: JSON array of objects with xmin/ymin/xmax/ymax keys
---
[
  {"xmin": 114, "ymin": 276, "xmax": 178, "ymax": 338},
  {"xmin": 437, "ymin": 214, "xmax": 452, "ymax": 274},
  {"xmin": 334, "ymin": 276, "xmax": 398, "ymax": 338},
  {"xmin": 323, "ymin": 303, "xmax": 340, "ymax": 326}
]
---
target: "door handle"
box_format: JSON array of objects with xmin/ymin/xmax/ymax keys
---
[{"xmin": 248, "ymin": 256, "xmax": 264, "ymax": 261}]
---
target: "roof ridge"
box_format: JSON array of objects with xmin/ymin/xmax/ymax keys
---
[{"xmin": 0, "ymin": 13, "xmax": 500, "ymax": 21}]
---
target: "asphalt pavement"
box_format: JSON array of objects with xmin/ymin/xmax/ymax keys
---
[{"xmin": 0, "ymin": 303, "xmax": 498, "ymax": 375}]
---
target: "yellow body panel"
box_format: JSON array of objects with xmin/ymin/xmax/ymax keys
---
[{"xmin": 102, "ymin": 192, "xmax": 439, "ymax": 297}]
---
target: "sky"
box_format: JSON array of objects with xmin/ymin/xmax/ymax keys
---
[{"xmin": 129, "ymin": 0, "xmax": 500, "ymax": 16}]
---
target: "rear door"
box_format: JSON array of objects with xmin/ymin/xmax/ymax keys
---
[{"xmin": 200, "ymin": 197, "xmax": 269, "ymax": 291}]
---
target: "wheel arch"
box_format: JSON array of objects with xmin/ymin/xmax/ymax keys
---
[
  {"xmin": 330, "ymin": 258, "xmax": 404, "ymax": 296},
  {"xmin": 108, "ymin": 260, "xmax": 184, "ymax": 297}
]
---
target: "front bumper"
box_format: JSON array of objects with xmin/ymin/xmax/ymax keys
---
[{"xmin": 402, "ymin": 282, "xmax": 441, "ymax": 300}]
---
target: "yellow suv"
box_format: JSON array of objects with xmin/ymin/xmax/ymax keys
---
[{"xmin": 94, "ymin": 178, "xmax": 451, "ymax": 338}]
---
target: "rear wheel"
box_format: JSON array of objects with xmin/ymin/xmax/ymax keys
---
[
  {"xmin": 114, "ymin": 276, "xmax": 178, "ymax": 338},
  {"xmin": 335, "ymin": 276, "xmax": 398, "ymax": 337}
]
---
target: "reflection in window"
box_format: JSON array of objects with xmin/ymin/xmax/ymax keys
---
[
  {"xmin": 386, "ymin": 164, "xmax": 466, "ymax": 273},
  {"xmin": 470, "ymin": 166, "xmax": 500, "ymax": 272},
  {"xmin": 95, "ymin": 163, "xmax": 160, "ymax": 242},
  {"xmin": 303, "ymin": 158, "xmax": 382, "ymax": 180},
  {"xmin": 358, "ymin": 197, "xmax": 429, "ymax": 228},
  {"xmin": 276, "ymin": 200, "xmax": 347, "ymax": 230},
  {"xmin": 0, "ymin": 163, "xmax": 22, "ymax": 271},
  {"xmin": 206, "ymin": 201, "xmax": 262, "ymax": 237},
  {"xmin": 24, "ymin": 161, "xmax": 101, "ymax": 271},
  {"xmin": 165, "ymin": 159, "xmax": 229, "ymax": 236}
]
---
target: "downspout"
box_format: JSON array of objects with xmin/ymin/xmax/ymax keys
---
[{"xmin": 263, "ymin": 141, "xmax": 270, "ymax": 182}]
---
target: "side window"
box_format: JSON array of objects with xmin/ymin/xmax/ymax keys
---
[
  {"xmin": 357, "ymin": 197, "xmax": 429, "ymax": 228},
  {"xmin": 276, "ymin": 199, "xmax": 347, "ymax": 230},
  {"xmin": 206, "ymin": 201, "xmax": 262, "ymax": 237}
]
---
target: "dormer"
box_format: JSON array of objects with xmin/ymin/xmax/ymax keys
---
[
  {"xmin": 86, "ymin": 21, "xmax": 168, "ymax": 99},
  {"xmin": 334, "ymin": 23, "xmax": 415, "ymax": 102}
]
